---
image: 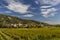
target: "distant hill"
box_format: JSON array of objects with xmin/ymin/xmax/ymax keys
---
[{"xmin": 0, "ymin": 14, "xmax": 58, "ymax": 28}]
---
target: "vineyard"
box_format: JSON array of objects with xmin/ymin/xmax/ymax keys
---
[{"xmin": 0, "ymin": 28, "xmax": 60, "ymax": 40}]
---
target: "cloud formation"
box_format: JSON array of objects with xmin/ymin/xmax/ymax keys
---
[
  {"xmin": 40, "ymin": 6, "xmax": 51, "ymax": 9},
  {"xmin": 41, "ymin": 8, "xmax": 57, "ymax": 18},
  {"xmin": 40, "ymin": 0, "xmax": 60, "ymax": 6},
  {"xmin": 35, "ymin": 1, "xmax": 39, "ymax": 4},
  {"xmin": 6, "ymin": 0, "xmax": 30, "ymax": 13},
  {"xmin": 40, "ymin": 0, "xmax": 60, "ymax": 18},
  {"xmin": 23, "ymin": 14, "xmax": 34, "ymax": 17},
  {"xmin": 0, "ymin": 0, "xmax": 60, "ymax": 18}
]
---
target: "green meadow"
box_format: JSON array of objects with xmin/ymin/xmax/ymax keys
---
[{"xmin": 0, "ymin": 28, "xmax": 60, "ymax": 40}]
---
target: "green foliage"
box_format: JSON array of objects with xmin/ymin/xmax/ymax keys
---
[
  {"xmin": 0, "ymin": 14, "xmax": 51, "ymax": 28},
  {"xmin": 0, "ymin": 14, "xmax": 60, "ymax": 28},
  {"xmin": 0, "ymin": 28, "xmax": 60, "ymax": 40}
]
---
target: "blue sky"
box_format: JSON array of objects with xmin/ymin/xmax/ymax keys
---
[{"xmin": 0, "ymin": 0, "xmax": 60, "ymax": 24}]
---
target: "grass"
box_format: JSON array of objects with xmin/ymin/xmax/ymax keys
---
[{"xmin": 0, "ymin": 28, "xmax": 60, "ymax": 40}]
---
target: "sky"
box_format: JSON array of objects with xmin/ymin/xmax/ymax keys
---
[{"xmin": 0, "ymin": 0, "xmax": 60, "ymax": 24}]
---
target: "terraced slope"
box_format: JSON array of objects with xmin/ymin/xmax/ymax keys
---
[{"xmin": 0, "ymin": 28, "xmax": 60, "ymax": 40}]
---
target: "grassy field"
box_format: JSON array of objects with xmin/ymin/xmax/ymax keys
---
[{"xmin": 0, "ymin": 28, "xmax": 60, "ymax": 40}]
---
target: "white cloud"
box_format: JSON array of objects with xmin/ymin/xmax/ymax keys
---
[
  {"xmin": 6, "ymin": 0, "xmax": 30, "ymax": 14},
  {"xmin": 44, "ymin": 21, "xmax": 60, "ymax": 24},
  {"xmin": 23, "ymin": 14, "xmax": 34, "ymax": 17},
  {"xmin": 40, "ymin": 6, "xmax": 51, "ymax": 9},
  {"xmin": 40, "ymin": 0, "xmax": 60, "ymax": 6},
  {"xmin": 35, "ymin": 1, "xmax": 39, "ymax": 4},
  {"xmin": 50, "ymin": 13, "xmax": 56, "ymax": 16},
  {"xmin": 4, "ymin": 0, "xmax": 60, "ymax": 18},
  {"xmin": 38, "ymin": 0, "xmax": 60, "ymax": 18},
  {"xmin": 41, "ymin": 8, "xmax": 57, "ymax": 18}
]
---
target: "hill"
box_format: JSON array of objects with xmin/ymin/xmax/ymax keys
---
[{"xmin": 0, "ymin": 14, "xmax": 56, "ymax": 28}]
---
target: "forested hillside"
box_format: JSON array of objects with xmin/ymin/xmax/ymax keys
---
[{"xmin": 0, "ymin": 14, "xmax": 59, "ymax": 28}]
